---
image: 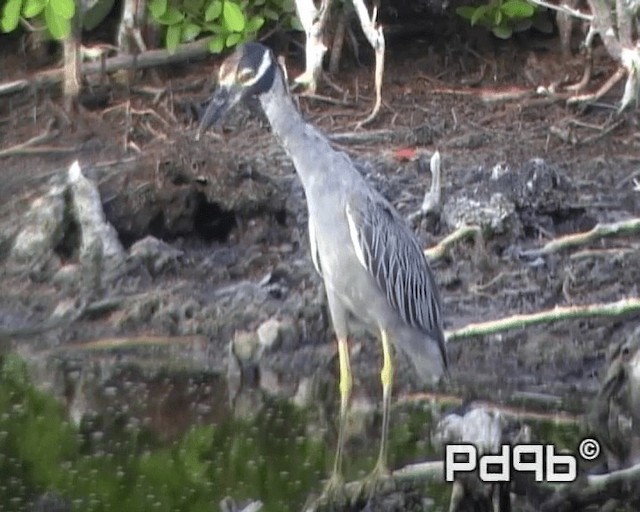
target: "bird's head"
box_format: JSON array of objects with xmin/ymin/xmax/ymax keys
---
[{"xmin": 198, "ymin": 42, "xmax": 277, "ymax": 136}]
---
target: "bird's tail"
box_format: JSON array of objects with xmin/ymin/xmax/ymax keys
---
[{"xmin": 397, "ymin": 330, "xmax": 449, "ymax": 386}]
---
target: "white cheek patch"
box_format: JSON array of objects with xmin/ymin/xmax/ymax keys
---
[
  {"xmin": 219, "ymin": 71, "xmax": 235, "ymax": 86},
  {"xmin": 244, "ymin": 50, "xmax": 272, "ymax": 86}
]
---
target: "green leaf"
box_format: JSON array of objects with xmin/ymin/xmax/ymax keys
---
[
  {"xmin": 22, "ymin": 0, "xmax": 47, "ymax": 19},
  {"xmin": 205, "ymin": 0, "xmax": 222, "ymax": 21},
  {"xmin": 262, "ymin": 7, "xmax": 279, "ymax": 20},
  {"xmin": 208, "ymin": 34, "xmax": 225, "ymax": 53},
  {"xmin": 225, "ymin": 32, "xmax": 242, "ymax": 47},
  {"xmin": 455, "ymin": 6, "xmax": 477, "ymax": 20},
  {"xmin": 166, "ymin": 23, "xmax": 181, "ymax": 51},
  {"xmin": 157, "ymin": 6, "xmax": 184, "ymax": 24},
  {"xmin": 501, "ymin": 0, "xmax": 534, "ymax": 18},
  {"xmin": 245, "ymin": 15, "xmax": 264, "ymax": 33},
  {"xmin": 181, "ymin": 22, "xmax": 201, "ymax": 42},
  {"xmin": 1, "ymin": 0, "xmax": 22, "ymax": 33},
  {"xmin": 492, "ymin": 24, "xmax": 512, "ymax": 38},
  {"xmin": 204, "ymin": 22, "xmax": 224, "ymax": 33},
  {"xmin": 49, "ymin": 0, "xmax": 75, "ymax": 20},
  {"xmin": 222, "ymin": 1, "xmax": 245, "ymax": 31},
  {"xmin": 44, "ymin": 3, "xmax": 70, "ymax": 38},
  {"xmin": 184, "ymin": 0, "xmax": 205, "ymax": 14},
  {"xmin": 470, "ymin": 4, "xmax": 491, "ymax": 26},
  {"xmin": 149, "ymin": 0, "xmax": 167, "ymax": 18}
]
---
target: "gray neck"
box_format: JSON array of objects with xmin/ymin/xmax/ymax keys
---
[{"xmin": 258, "ymin": 71, "xmax": 339, "ymax": 194}]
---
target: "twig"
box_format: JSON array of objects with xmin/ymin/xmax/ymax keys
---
[
  {"xmin": 0, "ymin": 120, "xmax": 60, "ymax": 158},
  {"xmin": 0, "ymin": 38, "xmax": 212, "ymax": 97},
  {"xmin": 300, "ymin": 93, "xmax": 356, "ymax": 107},
  {"xmin": 522, "ymin": 217, "xmax": 640, "ymax": 257},
  {"xmin": 446, "ymin": 297, "xmax": 640, "ymax": 341},
  {"xmin": 527, "ymin": 0, "xmax": 593, "ymax": 20},
  {"xmin": 425, "ymin": 225, "xmax": 482, "ymax": 261},
  {"xmin": 50, "ymin": 335, "xmax": 206, "ymax": 353},
  {"xmin": 398, "ymin": 393, "xmax": 581, "ymax": 425},
  {"xmin": 328, "ymin": 128, "xmax": 399, "ymax": 144},
  {"xmin": 567, "ymin": 66, "xmax": 627, "ymax": 106}
]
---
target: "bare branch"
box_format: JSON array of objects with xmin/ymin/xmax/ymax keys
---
[
  {"xmin": 446, "ymin": 297, "xmax": 640, "ymax": 341},
  {"xmin": 425, "ymin": 225, "xmax": 483, "ymax": 261},
  {"xmin": 0, "ymin": 38, "xmax": 212, "ymax": 97},
  {"xmin": 522, "ymin": 217, "xmax": 640, "ymax": 257},
  {"xmin": 527, "ymin": 0, "xmax": 593, "ymax": 20}
]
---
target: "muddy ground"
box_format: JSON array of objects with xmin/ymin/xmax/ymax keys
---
[{"xmin": 1, "ymin": 15, "xmax": 640, "ymax": 464}]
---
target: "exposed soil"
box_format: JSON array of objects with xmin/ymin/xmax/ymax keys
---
[{"xmin": 1, "ymin": 17, "xmax": 640, "ymax": 443}]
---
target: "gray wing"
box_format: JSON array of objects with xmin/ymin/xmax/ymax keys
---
[{"xmin": 345, "ymin": 193, "xmax": 447, "ymax": 361}]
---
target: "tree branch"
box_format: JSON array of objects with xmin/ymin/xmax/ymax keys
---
[
  {"xmin": 0, "ymin": 38, "xmax": 212, "ymax": 97},
  {"xmin": 521, "ymin": 217, "xmax": 640, "ymax": 257},
  {"xmin": 446, "ymin": 297, "xmax": 640, "ymax": 341}
]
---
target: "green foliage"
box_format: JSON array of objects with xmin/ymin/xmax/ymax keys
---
[
  {"xmin": 0, "ymin": 0, "xmax": 74, "ymax": 39},
  {"xmin": 147, "ymin": 0, "xmax": 300, "ymax": 54},
  {"xmin": 457, "ymin": 0, "xmax": 536, "ymax": 39}
]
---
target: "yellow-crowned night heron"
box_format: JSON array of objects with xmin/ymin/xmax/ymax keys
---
[{"xmin": 198, "ymin": 42, "xmax": 448, "ymax": 492}]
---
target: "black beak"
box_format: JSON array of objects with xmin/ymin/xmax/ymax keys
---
[{"xmin": 196, "ymin": 85, "xmax": 235, "ymax": 140}]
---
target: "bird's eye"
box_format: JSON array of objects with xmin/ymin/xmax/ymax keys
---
[{"xmin": 237, "ymin": 68, "xmax": 255, "ymax": 84}]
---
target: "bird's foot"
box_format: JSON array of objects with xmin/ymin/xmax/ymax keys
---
[
  {"xmin": 358, "ymin": 461, "xmax": 395, "ymax": 502},
  {"xmin": 302, "ymin": 473, "xmax": 348, "ymax": 512}
]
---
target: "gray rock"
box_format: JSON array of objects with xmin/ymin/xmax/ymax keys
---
[
  {"xmin": 52, "ymin": 264, "xmax": 82, "ymax": 290},
  {"xmin": 10, "ymin": 184, "xmax": 66, "ymax": 267},
  {"xmin": 128, "ymin": 236, "xmax": 183, "ymax": 275},
  {"xmin": 442, "ymin": 192, "xmax": 518, "ymax": 235},
  {"xmin": 68, "ymin": 161, "xmax": 124, "ymax": 276}
]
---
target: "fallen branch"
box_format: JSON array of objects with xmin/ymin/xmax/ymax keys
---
[
  {"xmin": 50, "ymin": 334, "xmax": 207, "ymax": 353},
  {"xmin": 588, "ymin": 461, "xmax": 640, "ymax": 486},
  {"xmin": 0, "ymin": 38, "xmax": 212, "ymax": 97},
  {"xmin": 0, "ymin": 119, "xmax": 60, "ymax": 158},
  {"xmin": 522, "ymin": 217, "xmax": 640, "ymax": 257},
  {"xmin": 425, "ymin": 225, "xmax": 482, "ymax": 261},
  {"xmin": 567, "ymin": 66, "xmax": 627, "ymax": 106},
  {"xmin": 446, "ymin": 297, "xmax": 640, "ymax": 341}
]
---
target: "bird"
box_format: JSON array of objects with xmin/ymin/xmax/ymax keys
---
[{"xmin": 198, "ymin": 42, "xmax": 448, "ymax": 499}]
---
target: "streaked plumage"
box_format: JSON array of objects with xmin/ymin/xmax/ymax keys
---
[{"xmin": 199, "ymin": 42, "xmax": 448, "ymax": 495}]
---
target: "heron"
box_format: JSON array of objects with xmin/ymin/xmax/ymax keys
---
[{"xmin": 198, "ymin": 42, "xmax": 448, "ymax": 499}]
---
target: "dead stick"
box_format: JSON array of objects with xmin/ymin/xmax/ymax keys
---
[
  {"xmin": 50, "ymin": 334, "xmax": 206, "ymax": 353},
  {"xmin": 447, "ymin": 297, "xmax": 640, "ymax": 341},
  {"xmin": 0, "ymin": 145, "xmax": 78, "ymax": 157},
  {"xmin": 0, "ymin": 38, "xmax": 212, "ymax": 96},
  {"xmin": 522, "ymin": 217, "xmax": 640, "ymax": 257},
  {"xmin": 426, "ymin": 225, "xmax": 482, "ymax": 261},
  {"xmin": 0, "ymin": 121, "xmax": 59, "ymax": 158}
]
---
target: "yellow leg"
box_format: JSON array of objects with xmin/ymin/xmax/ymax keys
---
[
  {"xmin": 375, "ymin": 329, "xmax": 393, "ymax": 474},
  {"xmin": 331, "ymin": 336, "xmax": 352, "ymax": 480}
]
